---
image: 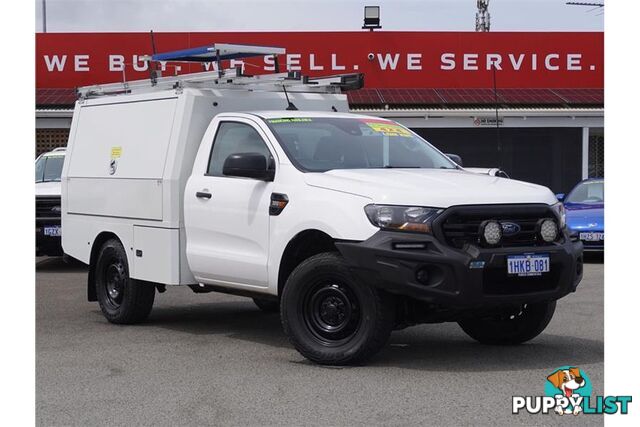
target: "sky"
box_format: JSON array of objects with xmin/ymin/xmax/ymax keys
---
[{"xmin": 35, "ymin": 0, "xmax": 604, "ymax": 33}]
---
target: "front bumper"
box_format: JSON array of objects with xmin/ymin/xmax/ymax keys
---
[
  {"xmin": 36, "ymin": 217, "xmax": 62, "ymax": 256},
  {"xmin": 336, "ymin": 230, "xmax": 583, "ymax": 309}
]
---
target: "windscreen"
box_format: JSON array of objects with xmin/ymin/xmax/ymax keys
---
[
  {"xmin": 35, "ymin": 155, "xmax": 64, "ymax": 183},
  {"xmin": 565, "ymin": 180, "xmax": 604, "ymax": 204},
  {"xmin": 265, "ymin": 117, "xmax": 456, "ymax": 172}
]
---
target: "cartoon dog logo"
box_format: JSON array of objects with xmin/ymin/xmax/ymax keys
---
[{"xmin": 547, "ymin": 367, "xmax": 586, "ymax": 415}]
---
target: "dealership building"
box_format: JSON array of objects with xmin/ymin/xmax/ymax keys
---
[{"xmin": 36, "ymin": 31, "xmax": 603, "ymax": 193}]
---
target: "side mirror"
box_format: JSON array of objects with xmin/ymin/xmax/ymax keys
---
[
  {"xmin": 223, "ymin": 152, "xmax": 274, "ymax": 181},
  {"xmin": 555, "ymin": 193, "xmax": 565, "ymax": 202},
  {"xmin": 446, "ymin": 153, "xmax": 463, "ymax": 166}
]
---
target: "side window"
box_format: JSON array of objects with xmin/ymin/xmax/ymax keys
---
[
  {"xmin": 35, "ymin": 156, "xmax": 45, "ymax": 182},
  {"xmin": 207, "ymin": 122, "xmax": 273, "ymax": 176}
]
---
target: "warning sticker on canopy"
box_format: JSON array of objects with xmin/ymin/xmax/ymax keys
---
[
  {"xmin": 110, "ymin": 146, "xmax": 122, "ymax": 159},
  {"xmin": 364, "ymin": 121, "xmax": 412, "ymax": 137}
]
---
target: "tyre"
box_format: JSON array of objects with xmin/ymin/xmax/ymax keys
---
[
  {"xmin": 94, "ymin": 238, "xmax": 155, "ymax": 324},
  {"xmin": 253, "ymin": 297, "xmax": 279, "ymax": 313},
  {"xmin": 458, "ymin": 301, "xmax": 556, "ymax": 345},
  {"xmin": 281, "ymin": 252, "xmax": 395, "ymax": 365}
]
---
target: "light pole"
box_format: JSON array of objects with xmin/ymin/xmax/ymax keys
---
[{"xmin": 42, "ymin": 0, "xmax": 47, "ymax": 33}]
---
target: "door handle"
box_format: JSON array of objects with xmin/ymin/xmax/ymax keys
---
[{"xmin": 196, "ymin": 191, "xmax": 212, "ymax": 199}]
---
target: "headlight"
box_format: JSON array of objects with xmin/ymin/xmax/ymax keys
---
[
  {"xmin": 364, "ymin": 204, "xmax": 443, "ymax": 233},
  {"xmin": 551, "ymin": 202, "xmax": 566, "ymax": 228}
]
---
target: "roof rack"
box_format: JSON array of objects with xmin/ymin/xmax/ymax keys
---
[
  {"xmin": 77, "ymin": 43, "xmax": 364, "ymax": 99},
  {"xmin": 77, "ymin": 69, "xmax": 364, "ymax": 99}
]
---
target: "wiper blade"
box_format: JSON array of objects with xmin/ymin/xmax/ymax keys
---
[{"xmin": 382, "ymin": 165, "xmax": 421, "ymax": 169}]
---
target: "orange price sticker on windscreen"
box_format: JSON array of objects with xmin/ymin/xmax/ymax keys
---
[{"xmin": 365, "ymin": 122, "xmax": 412, "ymax": 137}]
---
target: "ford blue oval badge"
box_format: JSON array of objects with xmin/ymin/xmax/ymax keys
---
[{"xmin": 501, "ymin": 222, "xmax": 521, "ymax": 236}]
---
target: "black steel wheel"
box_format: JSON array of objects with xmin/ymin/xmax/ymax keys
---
[
  {"xmin": 281, "ymin": 252, "xmax": 395, "ymax": 365},
  {"xmin": 458, "ymin": 301, "xmax": 556, "ymax": 345},
  {"xmin": 94, "ymin": 238, "xmax": 155, "ymax": 324},
  {"xmin": 303, "ymin": 282, "xmax": 361, "ymax": 346},
  {"xmin": 103, "ymin": 259, "xmax": 126, "ymax": 310}
]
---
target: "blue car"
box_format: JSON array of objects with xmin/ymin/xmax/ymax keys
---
[{"xmin": 558, "ymin": 178, "xmax": 604, "ymax": 251}]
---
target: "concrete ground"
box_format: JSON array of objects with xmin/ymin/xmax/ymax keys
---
[{"xmin": 36, "ymin": 255, "xmax": 603, "ymax": 426}]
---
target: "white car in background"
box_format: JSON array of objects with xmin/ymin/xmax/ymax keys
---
[{"xmin": 36, "ymin": 147, "xmax": 65, "ymax": 256}]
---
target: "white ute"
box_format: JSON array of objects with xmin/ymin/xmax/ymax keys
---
[
  {"xmin": 62, "ymin": 45, "xmax": 583, "ymax": 365},
  {"xmin": 36, "ymin": 147, "xmax": 65, "ymax": 256}
]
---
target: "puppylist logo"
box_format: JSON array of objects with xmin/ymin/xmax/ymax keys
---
[{"xmin": 512, "ymin": 366, "xmax": 632, "ymax": 416}]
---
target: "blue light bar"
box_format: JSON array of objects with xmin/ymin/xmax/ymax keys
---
[{"xmin": 151, "ymin": 43, "xmax": 286, "ymax": 63}]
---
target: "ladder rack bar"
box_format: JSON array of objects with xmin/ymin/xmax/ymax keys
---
[{"xmin": 77, "ymin": 69, "xmax": 364, "ymax": 99}]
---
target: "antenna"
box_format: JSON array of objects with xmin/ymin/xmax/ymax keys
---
[
  {"xmin": 149, "ymin": 30, "xmax": 159, "ymax": 86},
  {"xmin": 475, "ymin": 0, "xmax": 491, "ymax": 32},
  {"xmin": 282, "ymin": 84, "xmax": 298, "ymax": 111}
]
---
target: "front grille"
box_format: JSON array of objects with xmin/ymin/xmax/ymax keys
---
[
  {"xmin": 36, "ymin": 196, "xmax": 61, "ymax": 218},
  {"xmin": 434, "ymin": 204, "xmax": 559, "ymax": 249}
]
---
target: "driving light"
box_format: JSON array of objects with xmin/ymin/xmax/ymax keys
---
[
  {"xmin": 540, "ymin": 219, "xmax": 558, "ymax": 242},
  {"xmin": 482, "ymin": 221, "xmax": 502, "ymax": 245},
  {"xmin": 364, "ymin": 205, "xmax": 442, "ymax": 234}
]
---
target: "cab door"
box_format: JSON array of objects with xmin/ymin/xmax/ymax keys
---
[{"xmin": 185, "ymin": 118, "xmax": 276, "ymax": 288}]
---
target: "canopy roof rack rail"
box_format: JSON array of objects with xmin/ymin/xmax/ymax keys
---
[{"xmin": 76, "ymin": 43, "xmax": 364, "ymax": 99}]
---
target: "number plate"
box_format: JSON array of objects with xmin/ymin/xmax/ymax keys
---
[
  {"xmin": 579, "ymin": 232, "xmax": 604, "ymax": 242},
  {"xmin": 507, "ymin": 254, "xmax": 550, "ymax": 277},
  {"xmin": 44, "ymin": 226, "xmax": 61, "ymax": 237}
]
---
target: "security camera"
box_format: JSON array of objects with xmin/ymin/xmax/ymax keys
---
[{"xmin": 367, "ymin": 53, "xmax": 375, "ymax": 61}]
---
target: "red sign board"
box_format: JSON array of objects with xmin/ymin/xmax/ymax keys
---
[{"xmin": 36, "ymin": 32, "xmax": 603, "ymax": 89}]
